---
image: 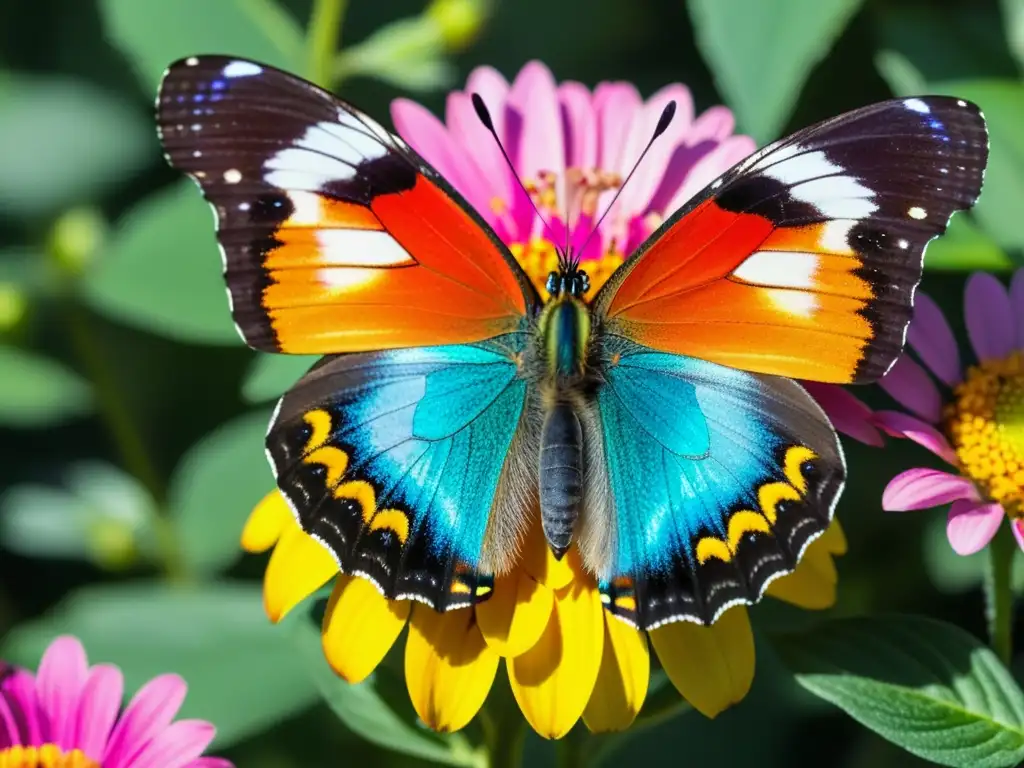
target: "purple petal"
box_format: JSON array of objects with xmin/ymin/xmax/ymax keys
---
[
  {"xmin": 2, "ymin": 670, "xmax": 44, "ymax": 745},
  {"xmin": 36, "ymin": 635, "xmax": 89, "ymax": 750},
  {"xmin": 872, "ymin": 410, "xmax": 958, "ymax": 465},
  {"xmin": 882, "ymin": 468, "xmax": 979, "ymax": 511},
  {"xmin": 947, "ymin": 500, "xmax": 1004, "ymax": 555},
  {"xmin": 445, "ymin": 91, "xmax": 512, "ymax": 206},
  {"xmin": 72, "ymin": 663, "xmax": 123, "ymax": 762},
  {"xmin": 878, "ymin": 355, "xmax": 943, "ymax": 423},
  {"xmin": 965, "ymin": 273, "xmax": 1014, "ymax": 362},
  {"xmin": 664, "ymin": 135, "xmax": 756, "ymax": 214},
  {"xmin": 802, "ymin": 382, "xmax": 883, "ymax": 447},
  {"xmin": 1009, "ymin": 269, "xmax": 1024, "ymax": 350},
  {"xmin": 103, "ymin": 674, "xmax": 187, "ymax": 768},
  {"xmin": 558, "ymin": 81, "xmax": 597, "ymax": 171},
  {"xmin": 686, "ymin": 105, "xmax": 736, "ymax": 143},
  {"xmin": 907, "ymin": 291, "xmax": 961, "ymax": 385},
  {"xmin": 129, "ymin": 720, "xmax": 216, "ymax": 768},
  {"xmin": 1012, "ymin": 518, "xmax": 1024, "ymax": 552},
  {"xmin": 184, "ymin": 759, "xmax": 234, "ymax": 768}
]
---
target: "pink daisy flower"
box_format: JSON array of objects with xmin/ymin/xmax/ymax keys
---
[
  {"xmin": 878, "ymin": 270, "xmax": 1024, "ymax": 554},
  {"xmin": 0, "ymin": 635, "xmax": 231, "ymax": 768},
  {"xmin": 390, "ymin": 60, "xmax": 881, "ymax": 446}
]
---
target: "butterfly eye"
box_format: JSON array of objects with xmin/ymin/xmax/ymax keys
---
[
  {"xmin": 546, "ymin": 271, "xmax": 560, "ymax": 296},
  {"xmin": 579, "ymin": 272, "xmax": 590, "ymax": 294}
]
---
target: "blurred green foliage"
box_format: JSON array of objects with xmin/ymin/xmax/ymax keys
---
[{"xmin": 4, "ymin": 0, "xmax": 1024, "ymax": 766}]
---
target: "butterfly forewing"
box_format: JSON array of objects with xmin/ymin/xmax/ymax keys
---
[
  {"xmin": 157, "ymin": 55, "xmax": 538, "ymax": 355},
  {"xmin": 595, "ymin": 96, "xmax": 988, "ymax": 384}
]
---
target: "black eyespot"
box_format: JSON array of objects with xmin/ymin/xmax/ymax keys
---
[
  {"xmin": 801, "ymin": 460, "xmax": 818, "ymax": 480},
  {"xmin": 776, "ymin": 500, "xmax": 792, "ymax": 516}
]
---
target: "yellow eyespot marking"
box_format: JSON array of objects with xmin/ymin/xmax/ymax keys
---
[
  {"xmin": 784, "ymin": 446, "xmax": 817, "ymax": 493},
  {"xmin": 475, "ymin": 584, "xmax": 492, "ymax": 597},
  {"xmin": 304, "ymin": 446, "xmax": 348, "ymax": 486},
  {"xmin": 696, "ymin": 536, "xmax": 732, "ymax": 565},
  {"xmin": 450, "ymin": 580, "xmax": 473, "ymax": 595},
  {"xmin": 614, "ymin": 595, "xmax": 637, "ymax": 613},
  {"xmin": 369, "ymin": 509, "xmax": 409, "ymax": 545},
  {"xmin": 334, "ymin": 479, "xmax": 377, "ymax": 525},
  {"xmin": 303, "ymin": 409, "xmax": 332, "ymax": 451},
  {"xmin": 758, "ymin": 482, "xmax": 801, "ymax": 524},
  {"xmin": 727, "ymin": 510, "xmax": 771, "ymax": 550}
]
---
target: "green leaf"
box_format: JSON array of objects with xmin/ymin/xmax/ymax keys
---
[
  {"xmin": 168, "ymin": 409, "xmax": 274, "ymax": 575},
  {"xmin": 1, "ymin": 462, "xmax": 157, "ymax": 569},
  {"xmin": 0, "ymin": 346, "xmax": 93, "ymax": 427},
  {"xmin": 924, "ymin": 216, "xmax": 1013, "ymax": 271},
  {"xmin": 334, "ymin": 17, "xmax": 456, "ymax": 92},
  {"xmin": 686, "ymin": 0, "xmax": 864, "ymax": 142},
  {"xmin": 1002, "ymin": 0, "xmax": 1024, "ymax": 72},
  {"xmin": 776, "ymin": 615, "xmax": 1024, "ymax": 768},
  {"xmin": 83, "ymin": 182, "xmax": 240, "ymax": 344},
  {"xmin": 242, "ymin": 353, "xmax": 318, "ymax": 402},
  {"xmin": 99, "ymin": 0, "xmax": 303, "ymax": 94},
  {"xmin": 292, "ymin": 619, "xmax": 480, "ymax": 767},
  {"xmin": 3, "ymin": 582, "xmax": 318, "ymax": 749},
  {"xmin": 0, "ymin": 75, "xmax": 153, "ymax": 219}
]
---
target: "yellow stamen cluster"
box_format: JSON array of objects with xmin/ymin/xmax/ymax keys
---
[
  {"xmin": 0, "ymin": 746, "xmax": 98, "ymax": 768},
  {"xmin": 946, "ymin": 350, "xmax": 1024, "ymax": 508},
  {"xmin": 510, "ymin": 238, "xmax": 624, "ymax": 300}
]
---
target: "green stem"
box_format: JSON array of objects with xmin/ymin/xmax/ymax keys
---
[
  {"xmin": 306, "ymin": 0, "xmax": 347, "ymax": 89},
  {"xmin": 984, "ymin": 523, "xmax": 1015, "ymax": 666},
  {"xmin": 478, "ymin": 678, "xmax": 526, "ymax": 768}
]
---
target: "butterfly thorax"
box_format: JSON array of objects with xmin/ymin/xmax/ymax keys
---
[{"xmin": 539, "ymin": 266, "xmax": 592, "ymax": 383}]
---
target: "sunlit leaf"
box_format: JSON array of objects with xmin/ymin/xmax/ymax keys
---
[
  {"xmin": 2, "ymin": 582, "xmax": 318, "ymax": 749},
  {"xmin": 0, "ymin": 346, "xmax": 93, "ymax": 427},
  {"xmin": 168, "ymin": 409, "xmax": 274, "ymax": 575},
  {"xmin": 776, "ymin": 615, "xmax": 1024, "ymax": 768},
  {"xmin": 83, "ymin": 182, "xmax": 239, "ymax": 344},
  {"xmin": 924, "ymin": 216, "xmax": 1013, "ymax": 271},
  {"xmin": 686, "ymin": 0, "xmax": 864, "ymax": 142},
  {"xmin": 242, "ymin": 354, "xmax": 317, "ymax": 403}
]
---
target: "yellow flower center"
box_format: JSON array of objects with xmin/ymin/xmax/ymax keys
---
[
  {"xmin": 945, "ymin": 350, "xmax": 1024, "ymax": 509},
  {"xmin": 0, "ymin": 745, "xmax": 99, "ymax": 768}
]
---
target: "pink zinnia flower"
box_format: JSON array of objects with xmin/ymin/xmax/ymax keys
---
[
  {"xmin": 0, "ymin": 635, "xmax": 231, "ymax": 768},
  {"xmin": 390, "ymin": 60, "xmax": 880, "ymax": 445},
  {"xmin": 878, "ymin": 270, "xmax": 1024, "ymax": 554}
]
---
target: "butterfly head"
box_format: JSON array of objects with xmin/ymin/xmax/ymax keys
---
[{"xmin": 545, "ymin": 260, "xmax": 590, "ymax": 299}]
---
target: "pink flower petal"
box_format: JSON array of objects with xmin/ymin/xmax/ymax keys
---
[
  {"xmin": 872, "ymin": 410, "xmax": 959, "ymax": 465},
  {"xmin": 73, "ymin": 664, "xmax": 123, "ymax": 762},
  {"xmin": 185, "ymin": 759, "xmax": 234, "ymax": 768},
  {"xmin": 0, "ymin": 669, "xmax": 42, "ymax": 747},
  {"xmin": 445, "ymin": 91, "xmax": 512, "ymax": 206},
  {"xmin": 103, "ymin": 674, "xmax": 187, "ymax": 768},
  {"xmin": 558, "ymin": 81, "xmax": 597, "ymax": 172},
  {"xmin": 36, "ymin": 635, "xmax": 89, "ymax": 750},
  {"xmin": 593, "ymin": 82, "xmax": 642, "ymax": 253},
  {"xmin": 686, "ymin": 106, "xmax": 737, "ymax": 143},
  {"xmin": 907, "ymin": 291, "xmax": 961, "ymax": 385},
  {"xmin": 878, "ymin": 355, "xmax": 942, "ymax": 423},
  {"xmin": 965, "ymin": 272, "xmax": 1014, "ymax": 362},
  {"xmin": 1010, "ymin": 269, "xmax": 1024, "ymax": 350},
  {"xmin": 882, "ymin": 468, "xmax": 979, "ymax": 511},
  {"xmin": 1012, "ymin": 518, "xmax": 1024, "ymax": 552},
  {"xmin": 389, "ymin": 98, "xmax": 491, "ymax": 221},
  {"xmin": 129, "ymin": 720, "xmax": 216, "ymax": 768},
  {"xmin": 464, "ymin": 65, "xmax": 510, "ymax": 137},
  {"xmin": 947, "ymin": 500, "xmax": 1004, "ymax": 555},
  {"xmin": 802, "ymin": 382, "xmax": 883, "ymax": 447},
  {"xmin": 665, "ymin": 134, "xmax": 756, "ymax": 214}
]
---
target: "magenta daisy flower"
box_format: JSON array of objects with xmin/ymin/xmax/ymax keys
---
[
  {"xmin": 878, "ymin": 270, "xmax": 1024, "ymax": 554},
  {"xmin": 0, "ymin": 635, "xmax": 231, "ymax": 768}
]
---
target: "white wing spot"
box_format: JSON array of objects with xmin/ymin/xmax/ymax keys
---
[
  {"xmin": 190, "ymin": 123, "xmax": 202, "ymax": 132},
  {"xmin": 767, "ymin": 290, "xmax": 817, "ymax": 318},
  {"xmin": 223, "ymin": 168, "xmax": 243, "ymax": 184},
  {"xmin": 904, "ymin": 98, "xmax": 930, "ymax": 114},
  {"xmin": 223, "ymin": 61, "xmax": 263, "ymax": 78},
  {"xmin": 897, "ymin": 238, "xmax": 909, "ymax": 249},
  {"xmin": 185, "ymin": 57, "xmax": 199, "ymax": 66},
  {"xmin": 957, "ymin": 99, "xmax": 967, "ymax": 107},
  {"xmin": 238, "ymin": 202, "xmax": 251, "ymax": 212},
  {"xmin": 192, "ymin": 150, "xmax": 202, "ymax": 158},
  {"xmin": 734, "ymin": 251, "xmax": 819, "ymax": 290},
  {"xmin": 908, "ymin": 206, "xmax": 927, "ymax": 220}
]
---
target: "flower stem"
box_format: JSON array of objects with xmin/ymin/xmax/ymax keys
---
[
  {"xmin": 306, "ymin": 0, "xmax": 347, "ymax": 89},
  {"xmin": 478, "ymin": 677, "xmax": 526, "ymax": 768},
  {"xmin": 984, "ymin": 523, "xmax": 1015, "ymax": 666}
]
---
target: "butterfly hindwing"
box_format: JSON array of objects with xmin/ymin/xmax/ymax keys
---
[
  {"xmin": 157, "ymin": 56, "xmax": 538, "ymax": 355},
  {"xmin": 590, "ymin": 338, "xmax": 844, "ymax": 629},
  {"xmin": 265, "ymin": 335, "xmax": 535, "ymax": 608},
  {"xmin": 595, "ymin": 96, "xmax": 988, "ymax": 384}
]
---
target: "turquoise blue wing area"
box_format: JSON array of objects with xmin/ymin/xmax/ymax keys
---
[
  {"xmin": 596, "ymin": 337, "xmax": 845, "ymax": 629},
  {"xmin": 266, "ymin": 334, "xmax": 530, "ymax": 610}
]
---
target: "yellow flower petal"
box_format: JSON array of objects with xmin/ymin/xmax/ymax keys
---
[
  {"xmin": 263, "ymin": 522, "xmax": 339, "ymax": 622},
  {"xmin": 583, "ymin": 615, "xmax": 650, "ymax": 733},
  {"xmin": 649, "ymin": 606, "xmax": 754, "ymax": 719},
  {"xmin": 508, "ymin": 578, "xmax": 604, "ymax": 738},
  {"xmin": 405, "ymin": 605, "xmax": 499, "ymax": 732},
  {"xmin": 476, "ymin": 571, "xmax": 554, "ymax": 657},
  {"xmin": 819, "ymin": 519, "xmax": 847, "ymax": 555},
  {"xmin": 242, "ymin": 490, "xmax": 292, "ymax": 553},
  {"xmin": 322, "ymin": 574, "xmax": 409, "ymax": 683},
  {"xmin": 766, "ymin": 532, "xmax": 838, "ymax": 609},
  {"xmin": 520, "ymin": 513, "xmax": 578, "ymax": 590}
]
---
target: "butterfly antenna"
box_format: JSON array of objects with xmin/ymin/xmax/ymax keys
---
[
  {"xmin": 576, "ymin": 100, "xmax": 677, "ymax": 260},
  {"xmin": 471, "ymin": 93, "xmax": 560, "ymax": 247}
]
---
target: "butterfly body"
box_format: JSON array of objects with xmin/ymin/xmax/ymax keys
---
[{"xmin": 157, "ymin": 57, "xmax": 988, "ymax": 629}]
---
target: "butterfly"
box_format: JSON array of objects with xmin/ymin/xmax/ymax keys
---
[{"xmin": 157, "ymin": 56, "xmax": 988, "ymax": 629}]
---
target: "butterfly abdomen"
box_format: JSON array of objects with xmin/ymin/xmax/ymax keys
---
[{"xmin": 539, "ymin": 401, "xmax": 584, "ymax": 559}]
